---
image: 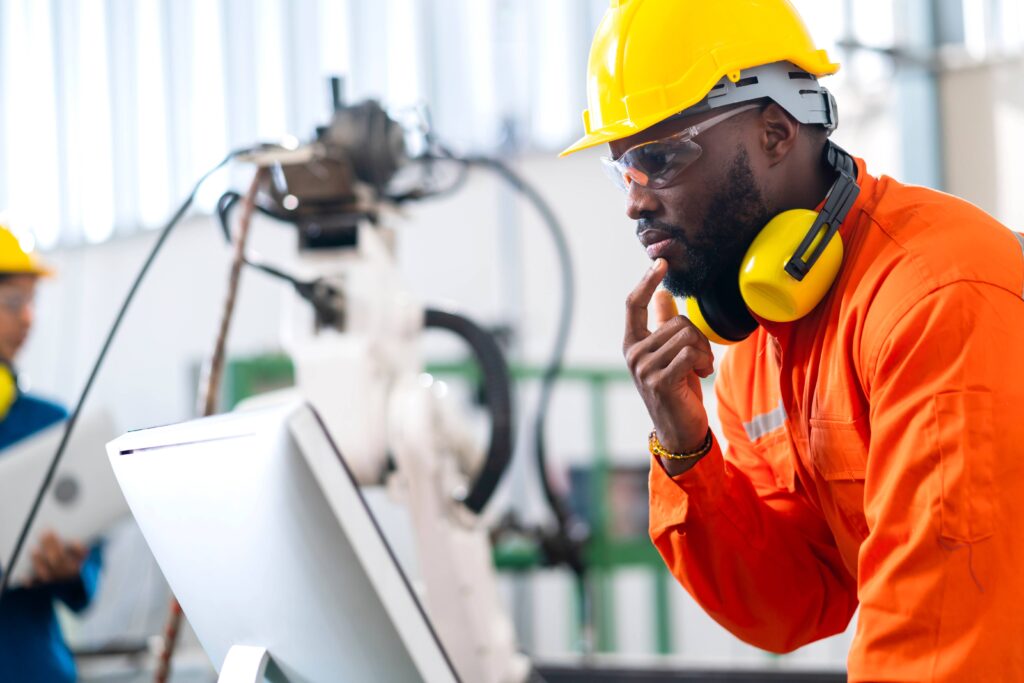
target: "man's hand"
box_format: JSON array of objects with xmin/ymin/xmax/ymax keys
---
[
  {"xmin": 624, "ymin": 259, "xmax": 714, "ymax": 472},
  {"xmin": 27, "ymin": 531, "xmax": 87, "ymax": 586}
]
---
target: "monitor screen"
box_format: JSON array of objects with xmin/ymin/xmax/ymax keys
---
[{"xmin": 106, "ymin": 401, "xmax": 460, "ymax": 683}]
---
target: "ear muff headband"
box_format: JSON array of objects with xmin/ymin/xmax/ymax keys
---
[
  {"xmin": 685, "ymin": 141, "xmax": 860, "ymax": 345},
  {"xmin": 783, "ymin": 143, "xmax": 859, "ymax": 282}
]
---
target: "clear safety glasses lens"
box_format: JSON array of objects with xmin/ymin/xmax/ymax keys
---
[
  {"xmin": 601, "ymin": 138, "xmax": 704, "ymax": 191},
  {"xmin": 0, "ymin": 292, "xmax": 33, "ymax": 315},
  {"xmin": 601, "ymin": 103, "xmax": 761, "ymax": 191}
]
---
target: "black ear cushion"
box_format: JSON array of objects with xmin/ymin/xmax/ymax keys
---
[{"xmin": 696, "ymin": 273, "xmax": 758, "ymax": 343}]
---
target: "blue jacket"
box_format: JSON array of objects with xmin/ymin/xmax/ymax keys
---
[{"xmin": 0, "ymin": 394, "xmax": 103, "ymax": 683}]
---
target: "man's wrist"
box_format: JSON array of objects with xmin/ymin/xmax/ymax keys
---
[
  {"xmin": 650, "ymin": 428, "xmax": 713, "ymax": 478},
  {"xmin": 649, "ymin": 428, "xmax": 712, "ymax": 460},
  {"xmin": 660, "ymin": 455, "xmax": 703, "ymax": 477}
]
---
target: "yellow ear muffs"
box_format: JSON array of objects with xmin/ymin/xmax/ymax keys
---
[
  {"xmin": 739, "ymin": 209, "xmax": 844, "ymax": 323},
  {"xmin": 683, "ymin": 142, "xmax": 860, "ymax": 345},
  {"xmin": 0, "ymin": 363, "xmax": 17, "ymax": 421}
]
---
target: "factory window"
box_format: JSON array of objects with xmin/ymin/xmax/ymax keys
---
[{"xmin": 0, "ymin": 0, "xmax": 937, "ymax": 249}]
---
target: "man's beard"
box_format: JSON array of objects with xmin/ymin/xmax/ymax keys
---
[{"xmin": 646, "ymin": 148, "xmax": 772, "ymax": 299}]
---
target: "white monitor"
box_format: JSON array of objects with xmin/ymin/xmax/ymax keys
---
[
  {"xmin": 0, "ymin": 408, "xmax": 124, "ymax": 584},
  {"xmin": 106, "ymin": 401, "xmax": 460, "ymax": 683}
]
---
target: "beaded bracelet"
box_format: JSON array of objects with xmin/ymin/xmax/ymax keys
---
[{"xmin": 648, "ymin": 428, "xmax": 713, "ymax": 461}]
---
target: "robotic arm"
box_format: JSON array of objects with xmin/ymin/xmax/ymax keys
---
[{"xmin": 224, "ymin": 81, "xmax": 537, "ymax": 682}]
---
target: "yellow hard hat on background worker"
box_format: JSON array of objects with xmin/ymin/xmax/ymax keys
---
[
  {"xmin": 0, "ymin": 225, "xmax": 52, "ymax": 278},
  {"xmin": 0, "ymin": 224, "xmax": 52, "ymax": 416},
  {"xmin": 560, "ymin": 0, "xmax": 840, "ymax": 157}
]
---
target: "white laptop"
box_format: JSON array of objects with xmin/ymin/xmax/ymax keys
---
[
  {"xmin": 106, "ymin": 400, "xmax": 460, "ymax": 683},
  {"xmin": 0, "ymin": 408, "xmax": 125, "ymax": 584}
]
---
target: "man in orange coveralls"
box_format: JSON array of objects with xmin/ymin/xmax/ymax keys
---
[{"xmin": 561, "ymin": 1, "xmax": 1024, "ymax": 679}]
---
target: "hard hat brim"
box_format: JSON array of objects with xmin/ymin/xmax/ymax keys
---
[
  {"xmin": 559, "ymin": 129, "xmax": 626, "ymax": 157},
  {"xmin": 0, "ymin": 263, "xmax": 54, "ymax": 278}
]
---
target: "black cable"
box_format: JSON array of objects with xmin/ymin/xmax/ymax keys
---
[
  {"xmin": 215, "ymin": 192, "xmax": 308, "ymax": 287},
  {"xmin": 218, "ymin": 148, "xmax": 582, "ymax": 572},
  {"xmin": 216, "ymin": 176, "xmax": 547, "ymax": 525},
  {"xmin": 215, "ymin": 192, "xmax": 347, "ymax": 330},
  {"xmin": 423, "ymin": 151, "xmax": 584, "ymax": 575},
  {"xmin": 387, "ymin": 155, "xmax": 471, "ymax": 204},
  {"xmin": 0, "ymin": 149, "xmax": 249, "ymax": 602},
  {"xmin": 217, "ymin": 190, "xmax": 370, "ymax": 291},
  {"xmin": 216, "ymin": 201, "xmax": 518, "ymax": 515},
  {"xmin": 423, "ymin": 308, "xmax": 514, "ymax": 515},
  {"xmin": 217, "ymin": 192, "xmax": 518, "ymax": 515}
]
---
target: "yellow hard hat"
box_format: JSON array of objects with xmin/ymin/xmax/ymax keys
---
[
  {"xmin": 0, "ymin": 225, "xmax": 52, "ymax": 277},
  {"xmin": 561, "ymin": 0, "xmax": 839, "ymax": 157}
]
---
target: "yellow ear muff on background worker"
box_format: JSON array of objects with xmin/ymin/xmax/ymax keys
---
[{"xmin": 561, "ymin": 0, "xmax": 857, "ymax": 344}]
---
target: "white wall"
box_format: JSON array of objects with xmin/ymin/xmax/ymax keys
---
[{"xmin": 942, "ymin": 56, "xmax": 1024, "ymax": 229}]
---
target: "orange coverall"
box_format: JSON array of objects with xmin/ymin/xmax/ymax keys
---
[{"xmin": 649, "ymin": 158, "xmax": 1024, "ymax": 680}]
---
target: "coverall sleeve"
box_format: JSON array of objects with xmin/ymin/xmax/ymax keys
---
[
  {"xmin": 850, "ymin": 281, "xmax": 1024, "ymax": 681},
  {"xmin": 649, "ymin": 359, "xmax": 858, "ymax": 653}
]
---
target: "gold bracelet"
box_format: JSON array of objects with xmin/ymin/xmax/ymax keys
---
[{"xmin": 649, "ymin": 428, "xmax": 713, "ymax": 461}]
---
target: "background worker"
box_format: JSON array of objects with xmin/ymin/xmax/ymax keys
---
[
  {"xmin": 562, "ymin": 0, "xmax": 1024, "ymax": 679},
  {"xmin": 0, "ymin": 224, "xmax": 102, "ymax": 682}
]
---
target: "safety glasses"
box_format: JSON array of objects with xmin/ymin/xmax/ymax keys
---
[
  {"xmin": 0, "ymin": 289, "xmax": 33, "ymax": 315},
  {"xmin": 601, "ymin": 103, "xmax": 760, "ymax": 191}
]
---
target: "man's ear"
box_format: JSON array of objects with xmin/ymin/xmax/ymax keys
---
[{"xmin": 758, "ymin": 102, "xmax": 800, "ymax": 166}]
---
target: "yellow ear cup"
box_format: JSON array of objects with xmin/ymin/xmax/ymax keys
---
[
  {"xmin": 0, "ymin": 364, "xmax": 16, "ymax": 421},
  {"xmin": 739, "ymin": 209, "xmax": 844, "ymax": 323},
  {"xmin": 685, "ymin": 296, "xmax": 735, "ymax": 346}
]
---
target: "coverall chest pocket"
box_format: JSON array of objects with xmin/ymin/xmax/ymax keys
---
[{"xmin": 808, "ymin": 415, "xmax": 870, "ymax": 540}]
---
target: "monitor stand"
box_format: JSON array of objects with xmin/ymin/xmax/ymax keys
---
[{"xmin": 218, "ymin": 645, "xmax": 274, "ymax": 683}]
